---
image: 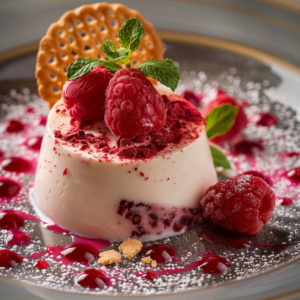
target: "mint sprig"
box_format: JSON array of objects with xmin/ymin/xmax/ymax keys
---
[
  {"xmin": 67, "ymin": 17, "xmax": 180, "ymax": 90},
  {"xmin": 210, "ymin": 145, "xmax": 231, "ymax": 169},
  {"xmin": 67, "ymin": 58, "xmax": 122, "ymax": 80},
  {"xmin": 205, "ymin": 104, "xmax": 238, "ymax": 139},
  {"xmin": 119, "ymin": 18, "xmax": 145, "ymax": 52},
  {"xmin": 135, "ymin": 59, "xmax": 180, "ymax": 91}
]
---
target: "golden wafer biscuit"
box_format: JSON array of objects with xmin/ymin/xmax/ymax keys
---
[{"xmin": 36, "ymin": 3, "xmax": 164, "ymax": 108}]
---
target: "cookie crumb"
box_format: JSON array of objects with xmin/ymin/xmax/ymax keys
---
[
  {"xmin": 119, "ymin": 238, "xmax": 142, "ymax": 259},
  {"xmin": 141, "ymin": 256, "xmax": 152, "ymax": 264},
  {"xmin": 98, "ymin": 250, "xmax": 121, "ymax": 265},
  {"xmin": 150, "ymin": 260, "xmax": 157, "ymax": 268}
]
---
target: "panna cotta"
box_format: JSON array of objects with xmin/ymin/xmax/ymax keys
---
[{"xmin": 33, "ymin": 89, "xmax": 217, "ymax": 242}]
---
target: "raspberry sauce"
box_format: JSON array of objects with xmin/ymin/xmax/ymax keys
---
[
  {"xmin": 286, "ymin": 168, "xmax": 300, "ymax": 183},
  {"xmin": 75, "ymin": 269, "xmax": 110, "ymax": 289},
  {"xmin": 6, "ymin": 229, "xmax": 31, "ymax": 248},
  {"xmin": 141, "ymin": 244, "xmax": 177, "ymax": 263},
  {"xmin": 30, "ymin": 236, "xmax": 110, "ymax": 266},
  {"xmin": 0, "ymin": 249, "xmax": 23, "ymax": 268},
  {"xmin": 0, "ymin": 177, "xmax": 21, "ymax": 198},
  {"xmin": 233, "ymin": 140, "xmax": 264, "ymax": 155},
  {"xmin": 25, "ymin": 136, "xmax": 43, "ymax": 151},
  {"xmin": 0, "ymin": 209, "xmax": 40, "ymax": 229},
  {"xmin": 256, "ymin": 113, "xmax": 277, "ymax": 127},
  {"xmin": 137, "ymin": 250, "xmax": 230, "ymax": 280},
  {"xmin": 279, "ymin": 198, "xmax": 293, "ymax": 206},
  {"xmin": 5, "ymin": 120, "xmax": 24, "ymax": 133},
  {"xmin": 34, "ymin": 260, "xmax": 48, "ymax": 270},
  {"xmin": 1, "ymin": 157, "xmax": 35, "ymax": 174},
  {"xmin": 38, "ymin": 116, "xmax": 47, "ymax": 126}
]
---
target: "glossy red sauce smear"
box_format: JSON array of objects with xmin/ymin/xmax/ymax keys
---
[
  {"xmin": 38, "ymin": 116, "xmax": 47, "ymax": 126},
  {"xmin": 6, "ymin": 229, "xmax": 31, "ymax": 248},
  {"xmin": 141, "ymin": 244, "xmax": 177, "ymax": 263},
  {"xmin": 233, "ymin": 140, "xmax": 264, "ymax": 155},
  {"xmin": 34, "ymin": 260, "xmax": 48, "ymax": 270},
  {"xmin": 0, "ymin": 249, "xmax": 23, "ymax": 268},
  {"xmin": 30, "ymin": 236, "xmax": 110, "ymax": 266},
  {"xmin": 25, "ymin": 136, "xmax": 43, "ymax": 151},
  {"xmin": 286, "ymin": 168, "xmax": 300, "ymax": 183},
  {"xmin": 256, "ymin": 113, "xmax": 277, "ymax": 127},
  {"xmin": 24, "ymin": 106, "xmax": 35, "ymax": 114},
  {"xmin": 279, "ymin": 198, "xmax": 293, "ymax": 206},
  {"xmin": 0, "ymin": 209, "xmax": 40, "ymax": 229},
  {"xmin": 279, "ymin": 152, "xmax": 300, "ymax": 158},
  {"xmin": 0, "ymin": 177, "xmax": 21, "ymax": 198},
  {"xmin": 201, "ymin": 232, "xmax": 295, "ymax": 250},
  {"xmin": 137, "ymin": 250, "xmax": 230, "ymax": 280},
  {"xmin": 75, "ymin": 269, "xmax": 110, "ymax": 289},
  {"xmin": 5, "ymin": 120, "xmax": 24, "ymax": 133},
  {"xmin": 1, "ymin": 157, "xmax": 35, "ymax": 174}
]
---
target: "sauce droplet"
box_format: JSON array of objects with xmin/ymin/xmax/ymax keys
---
[
  {"xmin": 75, "ymin": 269, "xmax": 109, "ymax": 289},
  {"xmin": 0, "ymin": 249, "xmax": 23, "ymax": 268},
  {"xmin": 256, "ymin": 113, "xmax": 276, "ymax": 127},
  {"xmin": 1, "ymin": 157, "xmax": 34, "ymax": 173},
  {"xmin": 0, "ymin": 178, "xmax": 21, "ymax": 198},
  {"xmin": 5, "ymin": 120, "xmax": 24, "ymax": 133},
  {"xmin": 26, "ymin": 136, "xmax": 43, "ymax": 151},
  {"xmin": 286, "ymin": 167, "xmax": 300, "ymax": 183},
  {"xmin": 34, "ymin": 260, "xmax": 48, "ymax": 270},
  {"xmin": 141, "ymin": 244, "xmax": 177, "ymax": 263},
  {"xmin": 6, "ymin": 229, "xmax": 31, "ymax": 248}
]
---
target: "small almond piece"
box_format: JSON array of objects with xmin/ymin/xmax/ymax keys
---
[
  {"xmin": 98, "ymin": 250, "xmax": 121, "ymax": 265},
  {"xmin": 141, "ymin": 256, "xmax": 152, "ymax": 264},
  {"xmin": 119, "ymin": 238, "xmax": 142, "ymax": 259},
  {"xmin": 150, "ymin": 260, "xmax": 157, "ymax": 268}
]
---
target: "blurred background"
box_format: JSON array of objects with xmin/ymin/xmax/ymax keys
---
[{"xmin": 0, "ymin": 0, "xmax": 300, "ymax": 83}]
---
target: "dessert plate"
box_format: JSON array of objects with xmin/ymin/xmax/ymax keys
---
[{"xmin": 1, "ymin": 39, "xmax": 300, "ymax": 300}]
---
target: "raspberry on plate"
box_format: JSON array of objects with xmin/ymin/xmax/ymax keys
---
[
  {"xmin": 104, "ymin": 68, "xmax": 167, "ymax": 138},
  {"xmin": 62, "ymin": 65, "xmax": 114, "ymax": 121},
  {"xmin": 202, "ymin": 91, "xmax": 248, "ymax": 144},
  {"xmin": 200, "ymin": 175, "xmax": 275, "ymax": 235}
]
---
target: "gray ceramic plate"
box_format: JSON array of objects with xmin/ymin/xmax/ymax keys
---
[{"xmin": 1, "ymin": 1, "xmax": 300, "ymax": 300}]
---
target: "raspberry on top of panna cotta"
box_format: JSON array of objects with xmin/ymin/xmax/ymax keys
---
[{"xmin": 33, "ymin": 17, "xmax": 217, "ymax": 241}]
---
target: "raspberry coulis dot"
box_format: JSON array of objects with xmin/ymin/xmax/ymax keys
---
[
  {"xmin": 34, "ymin": 260, "xmax": 48, "ymax": 270},
  {"xmin": 5, "ymin": 120, "xmax": 24, "ymax": 133},
  {"xmin": 286, "ymin": 167, "xmax": 300, "ymax": 183},
  {"xmin": 0, "ymin": 249, "xmax": 23, "ymax": 268},
  {"xmin": 0, "ymin": 178, "xmax": 21, "ymax": 198},
  {"xmin": 141, "ymin": 244, "xmax": 177, "ymax": 263},
  {"xmin": 75, "ymin": 269, "xmax": 110, "ymax": 289},
  {"xmin": 1, "ymin": 157, "xmax": 35, "ymax": 174}
]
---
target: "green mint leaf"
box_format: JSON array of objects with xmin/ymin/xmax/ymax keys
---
[
  {"xmin": 134, "ymin": 59, "xmax": 180, "ymax": 91},
  {"xmin": 101, "ymin": 41, "xmax": 130, "ymax": 65},
  {"xmin": 101, "ymin": 40, "xmax": 116, "ymax": 57},
  {"xmin": 210, "ymin": 145, "xmax": 231, "ymax": 169},
  {"xmin": 119, "ymin": 18, "xmax": 144, "ymax": 52},
  {"xmin": 205, "ymin": 104, "xmax": 238, "ymax": 139},
  {"xmin": 67, "ymin": 57, "xmax": 122, "ymax": 80}
]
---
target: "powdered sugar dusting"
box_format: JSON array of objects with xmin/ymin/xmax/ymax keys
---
[{"xmin": 0, "ymin": 66, "xmax": 300, "ymax": 297}]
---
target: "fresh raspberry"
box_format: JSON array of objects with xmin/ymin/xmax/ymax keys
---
[
  {"xmin": 62, "ymin": 66, "xmax": 114, "ymax": 121},
  {"xmin": 104, "ymin": 68, "xmax": 166, "ymax": 138},
  {"xmin": 202, "ymin": 91, "xmax": 248, "ymax": 144},
  {"xmin": 200, "ymin": 175, "xmax": 275, "ymax": 235}
]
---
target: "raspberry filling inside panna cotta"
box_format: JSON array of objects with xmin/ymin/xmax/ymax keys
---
[{"xmin": 33, "ymin": 89, "xmax": 217, "ymax": 242}]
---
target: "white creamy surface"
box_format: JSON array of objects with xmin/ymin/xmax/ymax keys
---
[{"xmin": 33, "ymin": 98, "xmax": 217, "ymax": 242}]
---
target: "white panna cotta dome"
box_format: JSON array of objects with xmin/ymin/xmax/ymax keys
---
[{"xmin": 33, "ymin": 89, "xmax": 217, "ymax": 242}]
